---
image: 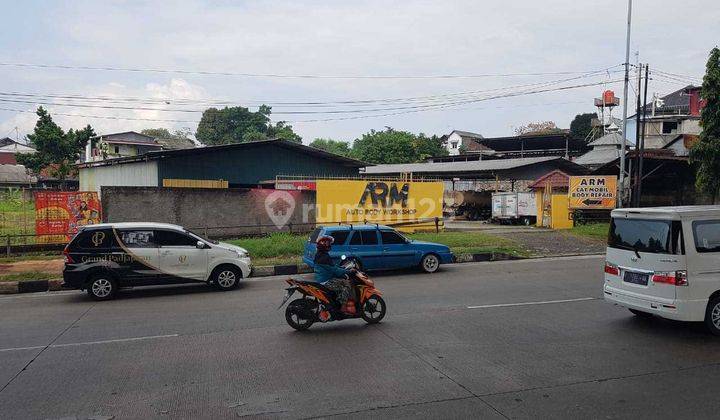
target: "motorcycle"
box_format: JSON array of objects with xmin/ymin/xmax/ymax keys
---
[{"xmin": 278, "ymin": 255, "xmax": 386, "ymax": 330}]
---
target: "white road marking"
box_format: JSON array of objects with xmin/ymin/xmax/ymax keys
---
[
  {"xmin": 467, "ymin": 297, "xmax": 597, "ymax": 309},
  {"xmin": 0, "ymin": 334, "xmax": 179, "ymax": 353}
]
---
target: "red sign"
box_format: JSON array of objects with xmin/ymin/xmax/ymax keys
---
[{"xmin": 35, "ymin": 191, "xmax": 102, "ymax": 243}]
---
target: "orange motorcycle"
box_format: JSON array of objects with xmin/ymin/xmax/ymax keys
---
[{"xmin": 279, "ymin": 256, "xmax": 386, "ymax": 330}]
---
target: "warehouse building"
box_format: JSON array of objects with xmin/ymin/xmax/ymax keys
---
[{"xmin": 79, "ymin": 139, "xmax": 367, "ymax": 195}]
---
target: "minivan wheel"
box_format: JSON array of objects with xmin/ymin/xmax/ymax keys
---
[
  {"xmin": 420, "ymin": 254, "xmax": 440, "ymax": 273},
  {"xmin": 704, "ymin": 297, "xmax": 720, "ymax": 336},
  {"xmin": 87, "ymin": 275, "xmax": 117, "ymax": 301},
  {"xmin": 629, "ymin": 308, "xmax": 653, "ymax": 319},
  {"xmin": 213, "ymin": 265, "xmax": 241, "ymax": 291}
]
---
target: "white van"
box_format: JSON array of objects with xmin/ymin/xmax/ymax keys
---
[{"xmin": 604, "ymin": 206, "xmax": 720, "ymax": 335}]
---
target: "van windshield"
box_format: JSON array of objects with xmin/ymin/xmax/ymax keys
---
[{"xmin": 608, "ymin": 218, "xmax": 680, "ymax": 254}]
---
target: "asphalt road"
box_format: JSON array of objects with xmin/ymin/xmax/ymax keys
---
[{"xmin": 2, "ymin": 256, "xmax": 720, "ymax": 419}]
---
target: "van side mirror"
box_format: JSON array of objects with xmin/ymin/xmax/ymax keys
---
[{"xmin": 196, "ymin": 241, "xmax": 206, "ymax": 249}]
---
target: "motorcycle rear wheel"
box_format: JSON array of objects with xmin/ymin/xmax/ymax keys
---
[
  {"xmin": 360, "ymin": 295, "xmax": 386, "ymax": 324},
  {"xmin": 285, "ymin": 298, "xmax": 316, "ymax": 331}
]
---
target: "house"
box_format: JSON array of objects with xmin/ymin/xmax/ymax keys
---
[
  {"xmin": 573, "ymin": 132, "xmax": 634, "ymax": 170},
  {"xmin": 431, "ymin": 132, "xmax": 589, "ymax": 162},
  {"xmin": 442, "ymin": 130, "xmax": 489, "ymax": 155},
  {"xmin": 153, "ymin": 136, "xmax": 196, "ymax": 150},
  {"xmin": 0, "ymin": 137, "xmax": 36, "ymax": 165},
  {"xmin": 627, "ymin": 85, "xmax": 703, "ymax": 149},
  {"xmin": 84, "ymin": 131, "xmax": 162, "ymax": 162}
]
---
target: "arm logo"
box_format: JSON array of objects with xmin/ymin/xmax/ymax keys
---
[
  {"xmin": 91, "ymin": 231, "xmax": 106, "ymax": 247},
  {"xmin": 358, "ymin": 182, "xmax": 409, "ymax": 208}
]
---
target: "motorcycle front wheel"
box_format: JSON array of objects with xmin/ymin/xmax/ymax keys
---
[
  {"xmin": 360, "ymin": 295, "xmax": 386, "ymax": 324},
  {"xmin": 285, "ymin": 298, "xmax": 316, "ymax": 330}
]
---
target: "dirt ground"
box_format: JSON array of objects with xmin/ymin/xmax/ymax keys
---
[
  {"xmin": 0, "ymin": 259, "xmax": 63, "ymax": 276},
  {"xmin": 493, "ymin": 230, "xmax": 606, "ymax": 257}
]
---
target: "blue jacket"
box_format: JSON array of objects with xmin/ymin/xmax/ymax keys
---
[{"xmin": 314, "ymin": 263, "xmax": 350, "ymax": 284}]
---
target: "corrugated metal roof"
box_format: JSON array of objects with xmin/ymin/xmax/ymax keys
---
[
  {"xmin": 363, "ymin": 156, "xmax": 564, "ymax": 174},
  {"xmin": 587, "ymin": 132, "xmax": 634, "ymax": 147},
  {"xmin": 452, "ymin": 130, "xmax": 484, "ymax": 139},
  {"xmin": 0, "ymin": 164, "xmax": 36, "ymax": 184}
]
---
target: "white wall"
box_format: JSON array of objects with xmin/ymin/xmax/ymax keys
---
[
  {"xmin": 446, "ymin": 132, "xmax": 463, "ymax": 155},
  {"xmin": 80, "ymin": 161, "xmax": 158, "ymax": 196}
]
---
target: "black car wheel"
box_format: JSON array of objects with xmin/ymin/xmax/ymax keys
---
[
  {"xmin": 87, "ymin": 275, "xmax": 117, "ymax": 301},
  {"xmin": 212, "ymin": 265, "xmax": 241, "ymax": 291},
  {"xmin": 704, "ymin": 296, "xmax": 720, "ymax": 336}
]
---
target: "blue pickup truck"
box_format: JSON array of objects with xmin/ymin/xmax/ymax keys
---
[{"xmin": 303, "ymin": 225, "xmax": 454, "ymax": 273}]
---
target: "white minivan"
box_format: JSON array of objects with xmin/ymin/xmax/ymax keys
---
[{"xmin": 604, "ymin": 206, "xmax": 720, "ymax": 335}]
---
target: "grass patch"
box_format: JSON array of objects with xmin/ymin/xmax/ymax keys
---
[
  {"xmin": 0, "ymin": 271, "xmax": 57, "ymax": 282},
  {"xmin": 226, "ymin": 230, "xmax": 528, "ymax": 266},
  {"xmin": 568, "ymin": 223, "xmax": 609, "ymax": 241}
]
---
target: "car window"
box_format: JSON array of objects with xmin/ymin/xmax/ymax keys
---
[
  {"xmin": 156, "ymin": 230, "xmax": 197, "ymax": 247},
  {"xmin": 381, "ymin": 230, "xmax": 406, "ymax": 245},
  {"xmin": 349, "ymin": 231, "xmax": 362, "ymax": 245},
  {"xmin": 309, "ymin": 228, "xmax": 322, "ymax": 243},
  {"xmin": 360, "ymin": 230, "xmax": 378, "ymax": 245},
  {"xmin": 608, "ymin": 218, "xmax": 681, "ymax": 254},
  {"xmin": 75, "ymin": 229, "xmax": 116, "ymax": 249},
  {"xmin": 119, "ymin": 230, "xmax": 156, "ymax": 248},
  {"xmin": 329, "ymin": 230, "xmax": 350, "ymax": 245},
  {"xmin": 692, "ymin": 220, "xmax": 720, "ymax": 253}
]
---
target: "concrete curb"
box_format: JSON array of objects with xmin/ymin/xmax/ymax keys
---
[{"xmin": 2, "ymin": 252, "xmax": 603, "ymax": 295}]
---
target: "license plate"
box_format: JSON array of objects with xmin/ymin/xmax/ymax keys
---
[{"xmin": 623, "ymin": 271, "xmax": 649, "ymax": 286}]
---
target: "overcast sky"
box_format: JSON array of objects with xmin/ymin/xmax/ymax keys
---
[{"xmin": 1, "ymin": 0, "xmax": 717, "ymax": 144}]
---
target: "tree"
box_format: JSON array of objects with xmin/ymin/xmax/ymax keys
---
[
  {"xmin": 570, "ymin": 113, "xmax": 598, "ymax": 142},
  {"xmin": 16, "ymin": 107, "xmax": 95, "ymax": 186},
  {"xmin": 690, "ymin": 47, "xmax": 720, "ymax": 202},
  {"xmin": 141, "ymin": 127, "xmax": 192, "ymax": 141},
  {"xmin": 309, "ymin": 138, "xmax": 352, "ymax": 156},
  {"xmin": 514, "ymin": 121, "xmax": 564, "ymax": 136},
  {"xmin": 195, "ymin": 105, "xmax": 301, "ymax": 145},
  {"xmin": 351, "ymin": 128, "xmax": 447, "ymax": 164}
]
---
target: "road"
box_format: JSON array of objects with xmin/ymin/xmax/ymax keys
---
[{"xmin": 1, "ymin": 256, "xmax": 719, "ymax": 419}]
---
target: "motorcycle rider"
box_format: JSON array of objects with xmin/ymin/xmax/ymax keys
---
[{"xmin": 313, "ymin": 235, "xmax": 355, "ymax": 313}]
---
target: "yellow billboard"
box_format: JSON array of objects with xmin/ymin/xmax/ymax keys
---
[
  {"xmin": 568, "ymin": 176, "xmax": 617, "ymax": 209},
  {"xmin": 316, "ymin": 180, "xmax": 444, "ymax": 232}
]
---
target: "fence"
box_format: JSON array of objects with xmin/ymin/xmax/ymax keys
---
[{"xmin": 0, "ymin": 188, "xmax": 36, "ymax": 246}]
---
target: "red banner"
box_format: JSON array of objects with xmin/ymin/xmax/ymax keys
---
[{"xmin": 35, "ymin": 191, "xmax": 102, "ymax": 243}]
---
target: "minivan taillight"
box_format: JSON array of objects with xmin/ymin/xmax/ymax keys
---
[
  {"xmin": 652, "ymin": 270, "xmax": 688, "ymax": 286},
  {"xmin": 604, "ymin": 261, "xmax": 619, "ymax": 276},
  {"xmin": 63, "ymin": 245, "xmax": 74, "ymax": 264}
]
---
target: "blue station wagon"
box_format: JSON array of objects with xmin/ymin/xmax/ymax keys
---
[{"xmin": 303, "ymin": 225, "xmax": 454, "ymax": 273}]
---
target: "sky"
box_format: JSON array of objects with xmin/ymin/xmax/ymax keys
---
[{"xmin": 0, "ymin": 0, "xmax": 717, "ymax": 145}]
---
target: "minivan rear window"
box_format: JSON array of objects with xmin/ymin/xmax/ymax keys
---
[{"xmin": 608, "ymin": 218, "xmax": 683, "ymax": 255}]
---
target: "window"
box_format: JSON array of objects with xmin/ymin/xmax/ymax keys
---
[
  {"xmin": 451, "ymin": 141, "xmax": 458, "ymax": 149},
  {"xmin": 114, "ymin": 145, "xmax": 120, "ymax": 154},
  {"xmin": 76, "ymin": 229, "xmax": 115, "ymax": 249},
  {"xmin": 119, "ymin": 230, "xmax": 156, "ymax": 248},
  {"xmin": 309, "ymin": 228, "xmax": 322, "ymax": 243},
  {"xmin": 349, "ymin": 232, "xmax": 362, "ymax": 245},
  {"xmin": 608, "ymin": 218, "xmax": 683, "ymax": 255},
  {"xmin": 155, "ymin": 230, "xmax": 196, "ymax": 247},
  {"xmin": 360, "ymin": 230, "xmax": 378, "ymax": 245},
  {"xmin": 693, "ymin": 220, "xmax": 720, "ymax": 253},
  {"xmin": 381, "ymin": 230, "xmax": 407, "ymax": 245},
  {"xmin": 329, "ymin": 230, "xmax": 350, "ymax": 245},
  {"xmin": 662, "ymin": 121, "xmax": 678, "ymax": 134}
]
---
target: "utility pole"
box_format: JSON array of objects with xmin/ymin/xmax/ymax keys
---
[
  {"xmin": 619, "ymin": 0, "xmax": 633, "ymax": 207},
  {"xmin": 633, "ymin": 63, "xmax": 643, "ymax": 206},
  {"xmin": 637, "ymin": 64, "xmax": 649, "ymax": 206}
]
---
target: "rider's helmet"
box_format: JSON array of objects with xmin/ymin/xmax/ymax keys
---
[{"xmin": 316, "ymin": 235, "xmax": 334, "ymax": 252}]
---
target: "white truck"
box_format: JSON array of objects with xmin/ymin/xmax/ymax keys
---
[{"xmin": 491, "ymin": 192, "xmax": 537, "ymax": 225}]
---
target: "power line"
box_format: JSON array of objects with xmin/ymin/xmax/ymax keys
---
[{"xmin": 0, "ymin": 61, "xmax": 623, "ymax": 80}]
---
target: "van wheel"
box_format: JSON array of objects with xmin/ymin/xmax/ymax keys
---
[
  {"xmin": 629, "ymin": 308, "xmax": 653, "ymax": 319},
  {"xmin": 704, "ymin": 296, "xmax": 720, "ymax": 336},
  {"xmin": 87, "ymin": 275, "xmax": 117, "ymax": 301},
  {"xmin": 212, "ymin": 265, "xmax": 241, "ymax": 291}
]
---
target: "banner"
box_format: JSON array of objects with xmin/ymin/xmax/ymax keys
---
[
  {"xmin": 316, "ymin": 180, "xmax": 443, "ymax": 232},
  {"xmin": 568, "ymin": 176, "xmax": 617, "ymax": 209},
  {"xmin": 35, "ymin": 191, "xmax": 102, "ymax": 243}
]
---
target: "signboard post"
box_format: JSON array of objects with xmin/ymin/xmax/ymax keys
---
[{"xmin": 568, "ymin": 176, "xmax": 618, "ymax": 209}]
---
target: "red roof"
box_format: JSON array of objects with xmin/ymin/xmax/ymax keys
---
[
  {"xmin": 0, "ymin": 152, "xmax": 17, "ymax": 165},
  {"xmin": 529, "ymin": 169, "xmax": 570, "ymax": 189}
]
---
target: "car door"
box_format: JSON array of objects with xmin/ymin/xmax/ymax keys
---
[
  {"xmin": 328, "ymin": 230, "xmax": 351, "ymax": 263},
  {"xmin": 155, "ymin": 229, "xmax": 208, "ymax": 281},
  {"xmin": 380, "ymin": 230, "xmax": 416, "ymax": 269},
  {"xmin": 348, "ymin": 229, "xmax": 382, "ymax": 270},
  {"xmin": 116, "ymin": 229, "xmax": 160, "ymax": 285},
  {"xmin": 687, "ymin": 219, "xmax": 720, "ymax": 306}
]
